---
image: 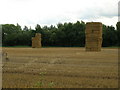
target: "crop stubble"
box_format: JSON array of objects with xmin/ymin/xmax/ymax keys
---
[{"xmin": 2, "ymin": 47, "xmax": 118, "ymax": 88}]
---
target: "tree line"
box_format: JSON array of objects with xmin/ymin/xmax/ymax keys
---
[{"xmin": 1, "ymin": 21, "xmax": 120, "ymax": 47}]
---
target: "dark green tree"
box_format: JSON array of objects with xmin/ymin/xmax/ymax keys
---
[
  {"xmin": 116, "ymin": 22, "xmax": 120, "ymax": 46},
  {"xmin": 23, "ymin": 26, "xmax": 29, "ymax": 31},
  {"xmin": 102, "ymin": 25, "xmax": 118, "ymax": 47},
  {"xmin": 2, "ymin": 21, "xmax": 118, "ymax": 47},
  {"xmin": 35, "ymin": 24, "xmax": 43, "ymax": 34}
]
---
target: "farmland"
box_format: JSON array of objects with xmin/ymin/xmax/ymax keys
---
[{"xmin": 2, "ymin": 47, "xmax": 118, "ymax": 88}]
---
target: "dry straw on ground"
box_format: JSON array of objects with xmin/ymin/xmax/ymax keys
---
[
  {"xmin": 2, "ymin": 47, "xmax": 118, "ymax": 88},
  {"xmin": 32, "ymin": 33, "xmax": 41, "ymax": 48},
  {"xmin": 85, "ymin": 22, "xmax": 102, "ymax": 51}
]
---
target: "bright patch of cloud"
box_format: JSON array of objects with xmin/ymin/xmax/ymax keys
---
[{"xmin": 0, "ymin": 0, "xmax": 119, "ymax": 29}]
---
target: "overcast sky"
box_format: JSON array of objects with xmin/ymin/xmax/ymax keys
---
[{"xmin": 0, "ymin": 0, "xmax": 119, "ymax": 29}]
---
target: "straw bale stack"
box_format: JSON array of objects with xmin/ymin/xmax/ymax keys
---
[
  {"xmin": 32, "ymin": 33, "xmax": 41, "ymax": 48},
  {"xmin": 85, "ymin": 22, "xmax": 102, "ymax": 51}
]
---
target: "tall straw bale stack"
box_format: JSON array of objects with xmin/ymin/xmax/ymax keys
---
[
  {"xmin": 85, "ymin": 22, "xmax": 102, "ymax": 51},
  {"xmin": 32, "ymin": 33, "xmax": 41, "ymax": 48}
]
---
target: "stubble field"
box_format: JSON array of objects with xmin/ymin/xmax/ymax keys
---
[{"xmin": 2, "ymin": 47, "xmax": 118, "ymax": 88}]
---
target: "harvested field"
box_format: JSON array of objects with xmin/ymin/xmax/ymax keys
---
[{"xmin": 2, "ymin": 47, "xmax": 118, "ymax": 88}]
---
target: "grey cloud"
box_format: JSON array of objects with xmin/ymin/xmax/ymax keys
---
[{"xmin": 78, "ymin": 7, "xmax": 117, "ymax": 20}]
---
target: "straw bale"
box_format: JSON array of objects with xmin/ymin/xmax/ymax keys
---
[
  {"xmin": 85, "ymin": 22, "xmax": 102, "ymax": 51},
  {"xmin": 86, "ymin": 38, "xmax": 102, "ymax": 41},
  {"xmin": 32, "ymin": 33, "xmax": 42, "ymax": 48}
]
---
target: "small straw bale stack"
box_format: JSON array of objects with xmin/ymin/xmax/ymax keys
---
[
  {"xmin": 32, "ymin": 33, "xmax": 42, "ymax": 48},
  {"xmin": 85, "ymin": 22, "xmax": 102, "ymax": 51}
]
